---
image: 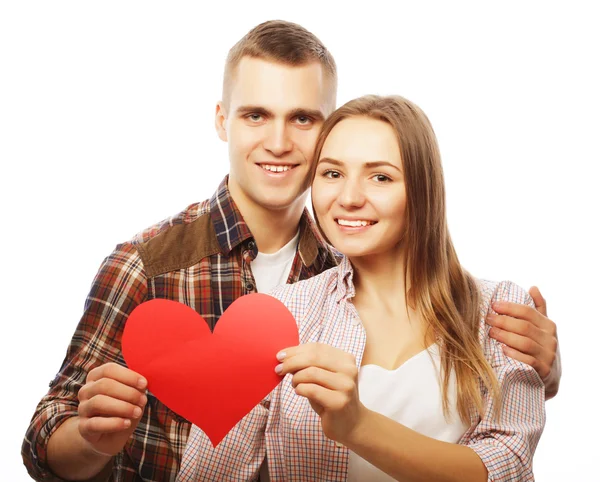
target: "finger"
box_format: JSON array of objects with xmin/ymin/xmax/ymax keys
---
[
  {"xmin": 501, "ymin": 345, "xmax": 551, "ymax": 380},
  {"xmin": 79, "ymin": 378, "xmax": 147, "ymax": 406},
  {"xmin": 291, "ymin": 367, "xmax": 355, "ymax": 393},
  {"xmin": 491, "ymin": 301, "xmax": 543, "ymax": 328},
  {"xmin": 294, "ymin": 383, "xmax": 347, "ymax": 411},
  {"xmin": 486, "ymin": 313, "xmax": 543, "ymax": 340},
  {"xmin": 87, "ymin": 362, "xmax": 147, "ymax": 389},
  {"xmin": 529, "ymin": 286, "xmax": 547, "ymax": 317},
  {"xmin": 79, "ymin": 394, "xmax": 144, "ymax": 420},
  {"xmin": 279, "ymin": 347, "xmax": 356, "ymax": 377},
  {"xmin": 488, "ymin": 326, "xmax": 544, "ymax": 357},
  {"xmin": 79, "ymin": 416, "xmax": 134, "ymax": 437}
]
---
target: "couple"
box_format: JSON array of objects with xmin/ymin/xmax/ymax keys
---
[{"xmin": 23, "ymin": 20, "xmax": 559, "ymax": 481}]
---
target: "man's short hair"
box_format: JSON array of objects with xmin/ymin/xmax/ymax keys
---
[{"xmin": 222, "ymin": 20, "xmax": 337, "ymax": 110}]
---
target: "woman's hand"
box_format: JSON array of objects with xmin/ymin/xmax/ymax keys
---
[{"xmin": 276, "ymin": 342, "xmax": 367, "ymax": 444}]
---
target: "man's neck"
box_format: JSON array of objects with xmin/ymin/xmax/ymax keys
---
[{"xmin": 229, "ymin": 184, "xmax": 306, "ymax": 254}]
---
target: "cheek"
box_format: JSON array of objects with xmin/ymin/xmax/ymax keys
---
[
  {"xmin": 374, "ymin": 189, "xmax": 407, "ymax": 220},
  {"xmin": 228, "ymin": 124, "xmax": 263, "ymax": 157},
  {"xmin": 293, "ymin": 129, "xmax": 320, "ymax": 160},
  {"xmin": 311, "ymin": 180, "xmax": 337, "ymax": 218}
]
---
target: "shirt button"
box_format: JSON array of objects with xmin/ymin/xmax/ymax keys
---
[
  {"xmin": 248, "ymin": 240, "xmax": 256, "ymax": 250},
  {"xmin": 246, "ymin": 282, "xmax": 255, "ymax": 292},
  {"xmin": 351, "ymin": 317, "xmax": 361, "ymax": 326}
]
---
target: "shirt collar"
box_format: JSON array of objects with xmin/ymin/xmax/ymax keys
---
[
  {"xmin": 210, "ymin": 175, "xmax": 334, "ymax": 270},
  {"xmin": 334, "ymin": 255, "xmax": 356, "ymax": 302}
]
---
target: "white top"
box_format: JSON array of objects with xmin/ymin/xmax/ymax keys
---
[
  {"xmin": 348, "ymin": 344, "xmax": 470, "ymax": 482},
  {"xmin": 250, "ymin": 230, "xmax": 299, "ymax": 294}
]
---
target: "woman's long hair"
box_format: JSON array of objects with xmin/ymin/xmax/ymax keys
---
[{"xmin": 311, "ymin": 95, "xmax": 499, "ymax": 422}]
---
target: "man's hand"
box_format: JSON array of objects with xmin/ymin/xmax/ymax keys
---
[
  {"xmin": 486, "ymin": 286, "xmax": 561, "ymax": 399},
  {"xmin": 77, "ymin": 362, "xmax": 148, "ymax": 456}
]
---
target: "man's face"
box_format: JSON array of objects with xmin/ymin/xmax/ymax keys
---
[{"xmin": 216, "ymin": 57, "xmax": 332, "ymax": 214}]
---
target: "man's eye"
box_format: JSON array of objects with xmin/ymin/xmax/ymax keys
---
[
  {"xmin": 296, "ymin": 116, "xmax": 312, "ymax": 125},
  {"xmin": 248, "ymin": 114, "xmax": 263, "ymax": 122}
]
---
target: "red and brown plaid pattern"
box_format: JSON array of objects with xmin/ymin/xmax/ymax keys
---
[{"xmin": 22, "ymin": 176, "xmax": 337, "ymax": 481}]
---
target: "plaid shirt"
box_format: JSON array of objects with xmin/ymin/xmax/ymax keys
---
[
  {"xmin": 178, "ymin": 256, "xmax": 546, "ymax": 481},
  {"xmin": 21, "ymin": 176, "xmax": 337, "ymax": 482}
]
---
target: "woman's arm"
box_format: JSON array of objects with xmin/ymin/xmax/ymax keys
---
[
  {"xmin": 278, "ymin": 335, "xmax": 545, "ymax": 482},
  {"xmin": 345, "ymin": 408, "xmax": 487, "ymax": 482}
]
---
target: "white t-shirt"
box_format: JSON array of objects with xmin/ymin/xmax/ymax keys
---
[
  {"xmin": 251, "ymin": 230, "xmax": 299, "ymax": 294},
  {"xmin": 348, "ymin": 344, "xmax": 470, "ymax": 481},
  {"xmin": 252, "ymin": 230, "xmax": 299, "ymax": 482}
]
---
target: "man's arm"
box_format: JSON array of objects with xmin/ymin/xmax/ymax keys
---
[
  {"xmin": 486, "ymin": 286, "xmax": 561, "ymax": 399},
  {"xmin": 46, "ymin": 364, "xmax": 147, "ymax": 480},
  {"xmin": 22, "ymin": 243, "xmax": 149, "ymax": 480}
]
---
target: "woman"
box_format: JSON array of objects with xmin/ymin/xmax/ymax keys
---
[{"xmin": 178, "ymin": 95, "xmax": 545, "ymax": 481}]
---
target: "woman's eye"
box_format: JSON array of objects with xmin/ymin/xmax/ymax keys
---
[
  {"xmin": 323, "ymin": 170, "xmax": 340, "ymax": 179},
  {"xmin": 374, "ymin": 174, "xmax": 391, "ymax": 182}
]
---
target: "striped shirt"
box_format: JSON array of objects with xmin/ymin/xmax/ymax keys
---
[
  {"xmin": 21, "ymin": 176, "xmax": 337, "ymax": 482},
  {"xmin": 178, "ymin": 256, "xmax": 546, "ymax": 481}
]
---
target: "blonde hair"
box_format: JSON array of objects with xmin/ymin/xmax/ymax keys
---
[
  {"xmin": 222, "ymin": 20, "xmax": 337, "ymax": 110},
  {"xmin": 312, "ymin": 95, "xmax": 500, "ymax": 422}
]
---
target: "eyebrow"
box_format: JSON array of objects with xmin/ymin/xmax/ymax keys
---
[
  {"xmin": 235, "ymin": 105, "xmax": 325, "ymax": 121},
  {"xmin": 319, "ymin": 157, "xmax": 402, "ymax": 172}
]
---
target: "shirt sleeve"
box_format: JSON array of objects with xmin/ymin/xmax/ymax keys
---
[
  {"xmin": 463, "ymin": 281, "xmax": 546, "ymax": 481},
  {"xmin": 21, "ymin": 242, "xmax": 148, "ymax": 481}
]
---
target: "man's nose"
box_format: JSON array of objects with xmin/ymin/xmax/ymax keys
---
[{"xmin": 263, "ymin": 121, "xmax": 293, "ymax": 157}]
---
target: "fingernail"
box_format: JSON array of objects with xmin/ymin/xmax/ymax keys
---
[
  {"xmin": 492, "ymin": 301, "xmax": 504, "ymax": 311},
  {"xmin": 137, "ymin": 378, "xmax": 147, "ymax": 389},
  {"xmin": 275, "ymin": 364, "xmax": 283, "ymax": 375},
  {"xmin": 140, "ymin": 395, "xmax": 147, "ymax": 406},
  {"xmin": 276, "ymin": 351, "xmax": 286, "ymax": 362},
  {"xmin": 133, "ymin": 407, "xmax": 142, "ymax": 418},
  {"xmin": 489, "ymin": 327, "xmax": 498, "ymax": 337},
  {"xmin": 486, "ymin": 314, "xmax": 497, "ymax": 325},
  {"xmin": 124, "ymin": 419, "xmax": 131, "ymax": 428}
]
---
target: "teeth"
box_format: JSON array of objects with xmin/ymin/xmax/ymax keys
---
[
  {"xmin": 261, "ymin": 164, "xmax": 292, "ymax": 173},
  {"xmin": 337, "ymin": 219, "xmax": 372, "ymax": 227}
]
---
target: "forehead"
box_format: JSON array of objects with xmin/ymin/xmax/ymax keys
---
[
  {"xmin": 321, "ymin": 117, "xmax": 401, "ymax": 163},
  {"xmin": 228, "ymin": 57, "xmax": 330, "ymax": 113}
]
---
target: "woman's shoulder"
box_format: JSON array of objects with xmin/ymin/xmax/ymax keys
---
[
  {"xmin": 268, "ymin": 266, "xmax": 341, "ymax": 317},
  {"xmin": 474, "ymin": 278, "xmax": 536, "ymax": 370},
  {"xmin": 476, "ymin": 278, "xmax": 535, "ymax": 313}
]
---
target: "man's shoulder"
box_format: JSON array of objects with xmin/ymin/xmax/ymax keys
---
[
  {"xmin": 130, "ymin": 200, "xmax": 211, "ymax": 244},
  {"xmin": 128, "ymin": 199, "xmax": 220, "ymax": 277}
]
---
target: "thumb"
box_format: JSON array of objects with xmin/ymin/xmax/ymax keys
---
[{"xmin": 529, "ymin": 286, "xmax": 547, "ymax": 317}]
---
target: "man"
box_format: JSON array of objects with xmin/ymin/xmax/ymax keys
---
[{"xmin": 22, "ymin": 20, "xmax": 560, "ymax": 481}]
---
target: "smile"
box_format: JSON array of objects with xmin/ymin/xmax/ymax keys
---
[
  {"xmin": 336, "ymin": 219, "xmax": 376, "ymax": 227},
  {"xmin": 259, "ymin": 164, "xmax": 297, "ymax": 173}
]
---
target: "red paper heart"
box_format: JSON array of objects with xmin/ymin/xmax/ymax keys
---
[{"xmin": 121, "ymin": 294, "xmax": 298, "ymax": 446}]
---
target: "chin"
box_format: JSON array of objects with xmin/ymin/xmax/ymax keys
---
[{"xmin": 256, "ymin": 193, "xmax": 302, "ymax": 211}]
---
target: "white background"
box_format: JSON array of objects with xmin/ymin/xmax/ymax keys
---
[{"xmin": 1, "ymin": 1, "xmax": 598, "ymax": 480}]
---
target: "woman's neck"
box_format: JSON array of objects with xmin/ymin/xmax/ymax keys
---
[{"xmin": 349, "ymin": 248, "xmax": 409, "ymax": 312}]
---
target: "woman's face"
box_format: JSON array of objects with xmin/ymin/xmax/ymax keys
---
[{"xmin": 312, "ymin": 116, "xmax": 407, "ymax": 260}]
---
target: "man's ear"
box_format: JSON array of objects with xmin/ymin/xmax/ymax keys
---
[{"xmin": 215, "ymin": 102, "xmax": 228, "ymax": 142}]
